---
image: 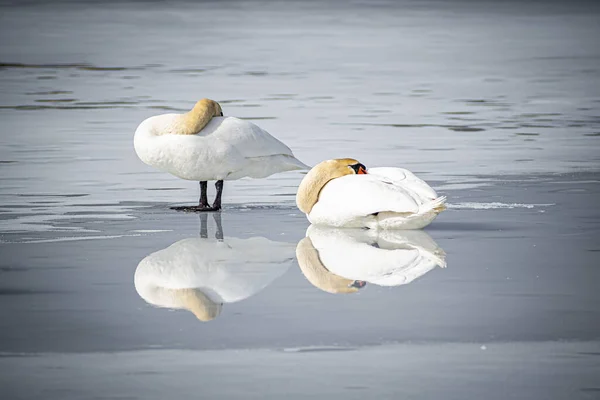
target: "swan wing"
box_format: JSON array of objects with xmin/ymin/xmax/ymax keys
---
[
  {"xmin": 204, "ymin": 117, "xmax": 296, "ymax": 159},
  {"xmin": 308, "ymin": 174, "xmax": 421, "ymax": 227},
  {"xmin": 368, "ymin": 167, "xmax": 438, "ymax": 200}
]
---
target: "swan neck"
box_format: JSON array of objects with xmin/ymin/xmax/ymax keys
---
[
  {"xmin": 176, "ymin": 99, "xmax": 222, "ymax": 135},
  {"xmin": 177, "ymin": 288, "xmax": 222, "ymax": 321},
  {"xmin": 296, "ymin": 162, "xmax": 349, "ymax": 214},
  {"xmin": 179, "ymin": 109, "xmax": 213, "ymax": 135}
]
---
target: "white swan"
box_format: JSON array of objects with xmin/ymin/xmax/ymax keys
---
[
  {"xmin": 296, "ymin": 225, "xmax": 446, "ymax": 294},
  {"xmin": 134, "ymin": 98, "xmax": 308, "ymax": 211},
  {"xmin": 296, "ymin": 158, "xmax": 446, "ymax": 229},
  {"xmin": 134, "ymin": 234, "xmax": 295, "ymax": 321}
]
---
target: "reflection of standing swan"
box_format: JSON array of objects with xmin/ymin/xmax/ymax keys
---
[
  {"xmin": 296, "ymin": 225, "xmax": 446, "ymax": 294},
  {"xmin": 296, "ymin": 159, "xmax": 446, "ymax": 229},
  {"xmin": 134, "ymin": 214, "xmax": 294, "ymax": 321},
  {"xmin": 134, "ymin": 98, "xmax": 308, "ymax": 211}
]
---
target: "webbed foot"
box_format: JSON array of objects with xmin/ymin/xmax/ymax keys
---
[{"xmin": 171, "ymin": 205, "xmax": 221, "ymax": 212}]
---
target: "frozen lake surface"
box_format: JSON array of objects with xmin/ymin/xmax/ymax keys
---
[{"xmin": 0, "ymin": 1, "xmax": 599, "ymax": 399}]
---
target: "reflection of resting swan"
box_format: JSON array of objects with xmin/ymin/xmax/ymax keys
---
[
  {"xmin": 296, "ymin": 225, "xmax": 446, "ymax": 294},
  {"xmin": 296, "ymin": 158, "xmax": 446, "ymax": 229},
  {"xmin": 134, "ymin": 213, "xmax": 294, "ymax": 321}
]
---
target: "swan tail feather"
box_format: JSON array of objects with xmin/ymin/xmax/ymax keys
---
[
  {"xmin": 421, "ymin": 196, "xmax": 447, "ymax": 214},
  {"xmin": 284, "ymin": 156, "xmax": 311, "ymax": 170}
]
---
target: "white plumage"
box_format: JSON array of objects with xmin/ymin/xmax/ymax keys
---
[
  {"xmin": 134, "ymin": 115, "xmax": 308, "ymax": 182},
  {"xmin": 306, "ymin": 166, "xmax": 446, "ymax": 229},
  {"xmin": 134, "ymin": 236, "xmax": 294, "ymax": 319},
  {"xmin": 303, "ymin": 225, "xmax": 446, "ymax": 288}
]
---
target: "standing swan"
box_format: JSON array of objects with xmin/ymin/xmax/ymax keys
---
[
  {"xmin": 134, "ymin": 98, "xmax": 308, "ymax": 211},
  {"xmin": 296, "ymin": 158, "xmax": 446, "ymax": 229}
]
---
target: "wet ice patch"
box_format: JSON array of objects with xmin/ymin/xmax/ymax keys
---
[
  {"xmin": 448, "ymin": 202, "xmax": 555, "ymax": 210},
  {"xmin": 130, "ymin": 229, "xmax": 172, "ymax": 233},
  {"xmin": 3, "ymin": 234, "xmax": 143, "ymax": 244},
  {"xmin": 281, "ymin": 346, "xmax": 356, "ymax": 353},
  {"xmin": 436, "ymin": 182, "xmax": 493, "ymax": 190},
  {"xmin": 0, "ymin": 213, "xmax": 135, "ymax": 233}
]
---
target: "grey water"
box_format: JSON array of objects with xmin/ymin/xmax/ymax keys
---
[{"xmin": 0, "ymin": 1, "xmax": 599, "ymax": 399}]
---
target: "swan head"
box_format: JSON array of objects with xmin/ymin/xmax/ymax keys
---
[
  {"xmin": 296, "ymin": 158, "xmax": 368, "ymax": 214},
  {"xmin": 179, "ymin": 288, "xmax": 223, "ymax": 322},
  {"xmin": 296, "ymin": 237, "xmax": 366, "ymax": 294},
  {"xmin": 192, "ymin": 98, "xmax": 223, "ymax": 118},
  {"xmin": 178, "ymin": 98, "xmax": 224, "ymax": 135}
]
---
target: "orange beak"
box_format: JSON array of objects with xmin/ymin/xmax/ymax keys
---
[{"xmin": 358, "ymin": 166, "xmax": 368, "ymax": 175}]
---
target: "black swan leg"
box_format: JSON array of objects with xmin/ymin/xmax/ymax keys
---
[
  {"xmin": 199, "ymin": 181, "xmax": 209, "ymax": 207},
  {"xmin": 171, "ymin": 181, "xmax": 222, "ymax": 212},
  {"xmin": 212, "ymin": 180, "xmax": 224, "ymax": 211}
]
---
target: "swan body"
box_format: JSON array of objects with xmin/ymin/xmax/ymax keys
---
[
  {"xmin": 134, "ymin": 236, "xmax": 294, "ymax": 320},
  {"xmin": 296, "ymin": 225, "xmax": 445, "ymax": 294},
  {"xmin": 134, "ymin": 114, "xmax": 308, "ymax": 181},
  {"xmin": 296, "ymin": 159, "xmax": 446, "ymax": 229}
]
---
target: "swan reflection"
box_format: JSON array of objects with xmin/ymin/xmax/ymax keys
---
[
  {"xmin": 134, "ymin": 213, "xmax": 295, "ymax": 321},
  {"xmin": 297, "ymin": 225, "xmax": 446, "ymax": 294}
]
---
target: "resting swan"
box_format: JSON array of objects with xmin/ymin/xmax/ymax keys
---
[
  {"xmin": 296, "ymin": 226, "xmax": 446, "ymax": 294},
  {"xmin": 134, "ymin": 98, "xmax": 309, "ymax": 211},
  {"xmin": 296, "ymin": 158, "xmax": 446, "ymax": 229}
]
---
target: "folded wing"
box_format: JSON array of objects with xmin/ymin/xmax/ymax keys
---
[
  {"xmin": 367, "ymin": 167, "xmax": 438, "ymax": 200},
  {"xmin": 308, "ymin": 174, "xmax": 422, "ymax": 227}
]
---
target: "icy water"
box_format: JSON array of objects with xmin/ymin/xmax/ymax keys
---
[{"xmin": 1, "ymin": 1, "xmax": 600, "ymax": 399}]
